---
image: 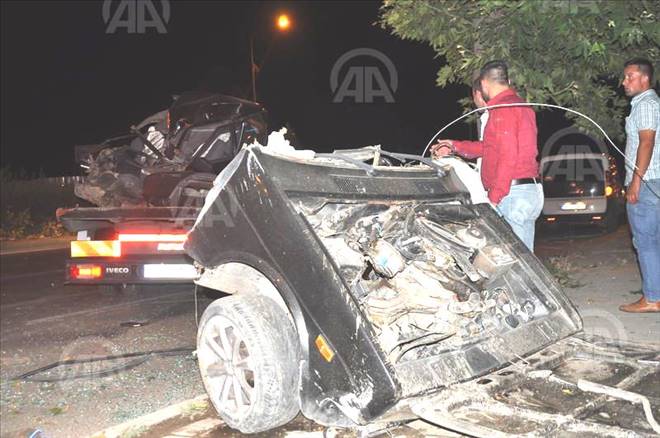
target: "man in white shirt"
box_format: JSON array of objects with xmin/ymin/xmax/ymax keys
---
[
  {"xmin": 618, "ymin": 57, "xmax": 660, "ymax": 313},
  {"xmin": 473, "ymin": 77, "xmax": 489, "ymax": 170}
]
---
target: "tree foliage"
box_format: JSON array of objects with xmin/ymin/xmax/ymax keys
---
[{"xmin": 380, "ymin": 0, "xmax": 659, "ymax": 139}]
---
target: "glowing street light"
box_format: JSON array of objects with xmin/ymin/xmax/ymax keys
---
[{"xmin": 276, "ymin": 13, "xmax": 291, "ymax": 31}]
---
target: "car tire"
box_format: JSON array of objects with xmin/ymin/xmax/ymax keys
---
[{"xmin": 197, "ymin": 294, "xmax": 300, "ymax": 433}]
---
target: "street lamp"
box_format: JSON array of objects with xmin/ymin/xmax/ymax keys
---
[
  {"xmin": 251, "ymin": 12, "xmax": 292, "ymax": 101},
  {"xmin": 276, "ymin": 14, "xmax": 291, "ymax": 31}
]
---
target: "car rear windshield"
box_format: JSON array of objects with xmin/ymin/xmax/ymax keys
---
[
  {"xmin": 542, "ymin": 158, "xmax": 605, "ymax": 198},
  {"xmin": 542, "ymin": 158, "xmax": 604, "ymax": 183}
]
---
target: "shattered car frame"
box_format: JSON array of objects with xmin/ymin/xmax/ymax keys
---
[
  {"xmin": 75, "ymin": 92, "xmax": 268, "ymax": 207},
  {"xmin": 186, "ymin": 146, "xmax": 660, "ymax": 436}
]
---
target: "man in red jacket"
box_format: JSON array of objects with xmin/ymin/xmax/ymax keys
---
[{"xmin": 432, "ymin": 60, "xmax": 543, "ymax": 251}]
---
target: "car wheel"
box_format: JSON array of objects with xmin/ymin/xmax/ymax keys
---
[{"xmin": 197, "ymin": 295, "xmax": 300, "ymax": 433}]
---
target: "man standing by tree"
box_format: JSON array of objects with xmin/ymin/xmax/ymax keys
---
[
  {"xmin": 618, "ymin": 58, "xmax": 660, "ymax": 313},
  {"xmin": 432, "ymin": 60, "xmax": 543, "ymax": 251}
]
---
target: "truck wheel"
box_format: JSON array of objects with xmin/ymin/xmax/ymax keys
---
[
  {"xmin": 197, "ymin": 295, "xmax": 300, "ymax": 433},
  {"xmin": 100, "ymin": 284, "xmax": 139, "ymax": 295},
  {"xmin": 604, "ymin": 207, "xmax": 620, "ymax": 233}
]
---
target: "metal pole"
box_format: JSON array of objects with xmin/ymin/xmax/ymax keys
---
[{"xmin": 250, "ymin": 35, "xmax": 257, "ymax": 102}]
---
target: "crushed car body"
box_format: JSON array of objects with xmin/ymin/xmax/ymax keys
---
[
  {"xmin": 186, "ymin": 144, "xmax": 660, "ymax": 436},
  {"xmin": 74, "ymin": 92, "xmax": 268, "ymax": 207}
]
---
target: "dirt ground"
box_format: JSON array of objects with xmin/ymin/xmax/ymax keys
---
[
  {"xmin": 0, "ymin": 270, "xmax": 210, "ymax": 438},
  {"xmin": 535, "ymin": 225, "xmax": 660, "ymax": 346}
]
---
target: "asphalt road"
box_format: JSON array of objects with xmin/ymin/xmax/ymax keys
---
[
  {"xmin": 0, "ymin": 249, "xmax": 211, "ymax": 437},
  {"xmin": 0, "ymin": 250, "xmax": 459, "ymax": 438},
  {"xmin": 1, "ymin": 226, "xmax": 658, "ymax": 437}
]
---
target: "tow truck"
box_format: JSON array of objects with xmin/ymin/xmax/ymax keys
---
[{"xmin": 58, "ymin": 92, "xmax": 268, "ymax": 286}]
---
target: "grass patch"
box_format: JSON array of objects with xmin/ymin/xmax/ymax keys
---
[
  {"xmin": 48, "ymin": 405, "xmax": 68, "ymax": 415},
  {"xmin": 181, "ymin": 399, "xmax": 209, "ymax": 418},
  {"xmin": 544, "ymin": 256, "xmax": 585, "ymax": 288},
  {"xmin": 119, "ymin": 425, "xmax": 149, "ymax": 438}
]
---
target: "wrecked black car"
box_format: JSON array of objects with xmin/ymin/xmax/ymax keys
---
[
  {"xmin": 186, "ymin": 145, "xmax": 660, "ymax": 436},
  {"xmin": 74, "ymin": 92, "xmax": 268, "ymax": 207}
]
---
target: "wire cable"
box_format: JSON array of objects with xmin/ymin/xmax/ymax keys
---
[
  {"xmin": 422, "ymin": 102, "xmax": 659, "ymax": 199},
  {"xmin": 12, "ymin": 347, "xmax": 195, "ymax": 382},
  {"xmin": 194, "ymin": 284, "xmax": 200, "ymax": 328}
]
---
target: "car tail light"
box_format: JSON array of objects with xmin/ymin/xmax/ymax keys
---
[{"xmin": 70, "ymin": 264, "xmax": 103, "ymax": 280}]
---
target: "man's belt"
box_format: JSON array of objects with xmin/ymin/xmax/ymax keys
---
[{"xmin": 511, "ymin": 177, "xmax": 539, "ymax": 186}]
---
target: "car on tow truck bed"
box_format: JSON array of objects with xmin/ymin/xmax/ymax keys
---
[{"xmin": 58, "ymin": 92, "xmax": 269, "ymax": 286}]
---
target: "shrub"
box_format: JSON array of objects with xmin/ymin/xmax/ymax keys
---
[
  {"xmin": 0, "ymin": 209, "xmax": 34, "ymax": 239},
  {"xmin": 0, "ymin": 169, "xmax": 80, "ymax": 239}
]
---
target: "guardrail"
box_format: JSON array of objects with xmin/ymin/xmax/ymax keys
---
[
  {"xmin": 39, "ymin": 176, "xmax": 85, "ymax": 186},
  {"xmin": 3, "ymin": 176, "xmax": 85, "ymax": 186}
]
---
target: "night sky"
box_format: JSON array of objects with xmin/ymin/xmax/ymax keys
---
[{"xmin": 2, "ymin": 0, "xmax": 571, "ymax": 176}]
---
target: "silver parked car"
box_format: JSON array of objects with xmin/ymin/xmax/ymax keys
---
[{"xmin": 540, "ymin": 153, "xmax": 625, "ymax": 232}]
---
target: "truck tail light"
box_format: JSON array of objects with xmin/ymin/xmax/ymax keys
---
[
  {"xmin": 117, "ymin": 233, "xmax": 187, "ymax": 242},
  {"xmin": 70, "ymin": 264, "xmax": 103, "ymax": 280},
  {"xmin": 605, "ymin": 185, "xmax": 614, "ymax": 196},
  {"xmin": 156, "ymin": 242, "xmax": 185, "ymax": 251}
]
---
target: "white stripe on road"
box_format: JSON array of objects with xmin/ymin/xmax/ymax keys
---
[
  {"xmin": 24, "ymin": 289, "xmax": 193, "ymax": 326},
  {"xmin": 2, "ymin": 288, "xmax": 97, "ymax": 311},
  {"xmin": 1, "ymin": 269, "xmax": 64, "ymax": 282}
]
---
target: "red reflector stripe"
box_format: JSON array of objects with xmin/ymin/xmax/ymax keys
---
[{"xmin": 117, "ymin": 234, "xmax": 187, "ymax": 242}]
